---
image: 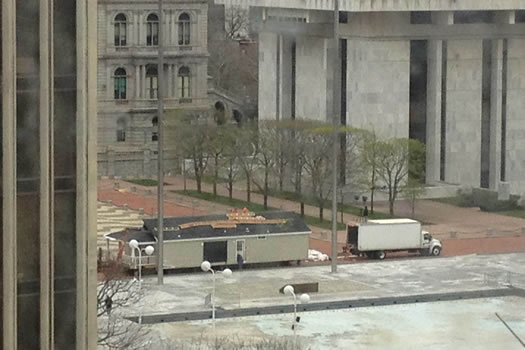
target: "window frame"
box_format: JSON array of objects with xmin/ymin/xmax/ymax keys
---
[
  {"xmin": 113, "ymin": 67, "xmax": 127, "ymax": 100},
  {"xmin": 146, "ymin": 65, "xmax": 158, "ymax": 99},
  {"xmin": 177, "ymin": 66, "xmax": 191, "ymax": 98},
  {"xmin": 178, "ymin": 12, "xmax": 191, "ymax": 46},
  {"xmin": 114, "ymin": 13, "xmax": 127, "ymax": 47},
  {"xmin": 146, "ymin": 13, "xmax": 159, "ymax": 46}
]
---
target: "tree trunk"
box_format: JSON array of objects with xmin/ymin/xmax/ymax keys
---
[
  {"xmin": 300, "ymin": 202, "xmax": 305, "ymax": 217},
  {"xmin": 196, "ymin": 174, "xmax": 202, "ymax": 193},
  {"xmin": 279, "ymin": 156, "xmax": 284, "ymax": 192},
  {"xmin": 389, "ymin": 200, "xmax": 394, "ymax": 216},
  {"xmin": 370, "ymin": 168, "xmax": 376, "ymax": 214},
  {"xmin": 319, "ymin": 206, "xmax": 324, "ymax": 222},
  {"xmin": 264, "ymin": 168, "xmax": 269, "ymax": 209},
  {"xmin": 213, "ymin": 155, "xmax": 219, "ymax": 197},
  {"xmin": 246, "ymin": 175, "xmax": 251, "ymax": 203},
  {"xmin": 228, "ymin": 160, "xmax": 234, "ymax": 199},
  {"xmin": 411, "ymin": 197, "xmax": 416, "ymax": 218}
]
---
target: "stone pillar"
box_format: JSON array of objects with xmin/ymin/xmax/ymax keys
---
[
  {"xmin": 108, "ymin": 148, "xmax": 116, "ymax": 178},
  {"xmin": 138, "ymin": 14, "xmax": 142, "ymax": 46},
  {"xmin": 141, "ymin": 65, "xmax": 147, "ymax": 98},
  {"xmin": 168, "ymin": 64, "xmax": 173, "ymax": 98},
  {"xmin": 135, "ymin": 65, "xmax": 141, "ymax": 98},
  {"xmin": 489, "ymin": 39, "xmax": 503, "ymax": 190},
  {"xmin": 425, "ymin": 40, "xmax": 443, "ymax": 185}
]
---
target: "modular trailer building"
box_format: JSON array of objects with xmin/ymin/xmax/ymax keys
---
[{"xmin": 106, "ymin": 210, "xmax": 311, "ymax": 269}]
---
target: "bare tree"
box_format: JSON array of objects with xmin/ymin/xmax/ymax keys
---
[
  {"xmin": 252, "ymin": 121, "xmax": 280, "ymax": 209},
  {"xmin": 97, "ymin": 264, "xmax": 151, "ymax": 350},
  {"xmin": 358, "ymin": 131, "xmax": 380, "ymax": 214},
  {"xmin": 302, "ymin": 124, "xmax": 334, "ymax": 221},
  {"xmin": 224, "ymin": 5, "xmax": 249, "ymax": 39},
  {"xmin": 236, "ymin": 122, "xmax": 259, "ymax": 203},
  {"xmin": 220, "ymin": 126, "xmax": 243, "ymax": 200},
  {"xmin": 375, "ymin": 138, "xmax": 425, "ymax": 216},
  {"xmin": 172, "ymin": 112, "xmax": 212, "ymax": 193}
]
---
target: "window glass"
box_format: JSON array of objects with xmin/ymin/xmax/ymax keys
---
[
  {"xmin": 147, "ymin": 13, "xmax": 159, "ymax": 46},
  {"xmin": 178, "ymin": 13, "xmax": 191, "ymax": 45},
  {"xmin": 16, "ymin": 1, "xmax": 41, "ymax": 348}
]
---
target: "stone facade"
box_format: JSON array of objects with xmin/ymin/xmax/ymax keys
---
[
  {"xmin": 98, "ymin": 0, "xmax": 210, "ymax": 177},
  {"xmin": 232, "ymin": 0, "xmax": 525, "ymax": 195}
]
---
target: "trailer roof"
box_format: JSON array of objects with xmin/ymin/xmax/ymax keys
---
[
  {"xmin": 105, "ymin": 211, "xmax": 311, "ymax": 243},
  {"xmin": 366, "ymin": 218, "xmax": 420, "ymax": 225}
]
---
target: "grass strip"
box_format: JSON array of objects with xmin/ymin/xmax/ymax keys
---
[{"xmin": 173, "ymin": 189, "xmax": 346, "ymax": 230}]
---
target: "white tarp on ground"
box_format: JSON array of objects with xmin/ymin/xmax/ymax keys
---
[{"xmin": 308, "ymin": 249, "xmax": 329, "ymax": 262}]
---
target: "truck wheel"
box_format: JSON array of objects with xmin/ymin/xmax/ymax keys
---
[
  {"xmin": 377, "ymin": 251, "xmax": 386, "ymax": 260},
  {"xmin": 431, "ymin": 246, "xmax": 441, "ymax": 256}
]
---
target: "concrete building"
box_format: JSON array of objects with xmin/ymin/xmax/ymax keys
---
[
  {"xmin": 217, "ymin": 0, "xmax": 525, "ymax": 196},
  {"xmin": 97, "ymin": 0, "xmax": 210, "ymax": 177},
  {"xmin": 1, "ymin": 0, "xmax": 98, "ymax": 349}
]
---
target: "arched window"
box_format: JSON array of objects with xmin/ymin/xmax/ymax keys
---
[
  {"xmin": 178, "ymin": 66, "xmax": 191, "ymax": 98},
  {"xmin": 114, "ymin": 13, "xmax": 127, "ymax": 46},
  {"xmin": 113, "ymin": 68, "xmax": 127, "ymax": 100},
  {"xmin": 178, "ymin": 13, "xmax": 191, "ymax": 46},
  {"xmin": 152, "ymin": 117, "xmax": 158, "ymax": 141},
  {"xmin": 116, "ymin": 118, "xmax": 126, "ymax": 142},
  {"xmin": 146, "ymin": 65, "xmax": 158, "ymax": 99},
  {"xmin": 146, "ymin": 13, "xmax": 159, "ymax": 46}
]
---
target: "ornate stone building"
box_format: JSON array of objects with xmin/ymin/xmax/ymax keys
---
[
  {"xmin": 218, "ymin": 0, "xmax": 525, "ymax": 196},
  {"xmin": 97, "ymin": 0, "xmax": 210, "ymax": 177}
]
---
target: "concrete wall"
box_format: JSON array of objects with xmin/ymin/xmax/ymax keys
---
[
  {"xmin": 444, "ymin": 40, "xmax": 483, "ymax": 186},
  {"xmin": 346, "ymin": 39, "xmax": 410, "ymax": 138},
  {"xmin": 258, "ymin": 32, "xmax": 278, "ymax": 120},
  {"xmin": 217, "ymin": 0, "xmax": 525, "ymax": 12},
  {"xmin": 505, "ymin": 38, "xmax": 525, "ymax": 194},
  {"xmin": 295, "ymin": 36, "xmax": 329, "ymax": 121}
]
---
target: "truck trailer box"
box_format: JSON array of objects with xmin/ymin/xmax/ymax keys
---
[{"xmin": 351, "ymin": 219, "xmax": 422, "ymax": 251}]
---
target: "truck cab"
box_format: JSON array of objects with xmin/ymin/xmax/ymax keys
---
[{"xmin": 421, "ymin": 231, "xmax": 442, "ymax": 256}]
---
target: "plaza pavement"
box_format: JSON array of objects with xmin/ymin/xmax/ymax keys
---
[{"xmin": 126, "ymin": 252, "xmax": 525, "ymax": 317}]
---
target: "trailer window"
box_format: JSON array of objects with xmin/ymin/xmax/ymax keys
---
[{"xmin": 203, "ymin": 241, "xmax": 228, "ymax": 263}]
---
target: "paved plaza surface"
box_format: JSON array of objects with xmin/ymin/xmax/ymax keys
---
[
  {"xmin": 153, "ymin": 297, "xmax": 525, "ymax": 350},
  {"xmin": 128, "ymin": 253, "xmax": 525, "ymax": 316},
  {"xmin": 122, "ymin": 252, "xmax": 525, "ymax": 349}
]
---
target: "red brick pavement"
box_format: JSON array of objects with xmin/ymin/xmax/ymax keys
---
[
  {"xmin": 310, "ymin": 236, "xmax": 525, "ymax": 258},
  {"xmin": 98, "ymin": 190, "xmax": 207, "ymax": 217}
]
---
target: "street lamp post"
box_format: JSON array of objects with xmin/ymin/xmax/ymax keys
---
[
  {"xmin": 331, "ymin": 0, "xmax": 340, "ymax": 273},
  {"xmin": 283, "ymin": 285, "xmax": 310, "ymax": 342},
  {"xmin": 129, "ymin": 239, "xmax": 155, "ymax": 324},
  {"xmin": 200, "ymin": 261, "xmax": 232, "ymax": 331}
]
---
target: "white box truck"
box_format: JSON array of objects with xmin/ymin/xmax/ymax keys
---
[{"xmin": 347, "ymin": 218, "xmax": 442, "ymax": 259}]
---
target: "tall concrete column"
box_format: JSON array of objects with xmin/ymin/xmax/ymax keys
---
[
  {"xmin": 489, "ymin": 39, "xmax": 503, "ymax": 190},
  {"xmin": 279, "ymin": 36, "xmax": 293, "ymax": 120},
  {"xmin": 258, "ymin": 32, "xmax": 279, "ymax": 120},
  {"xmin": 425, "ymin": 40, "xmax": 443, "ymax": 185}
]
